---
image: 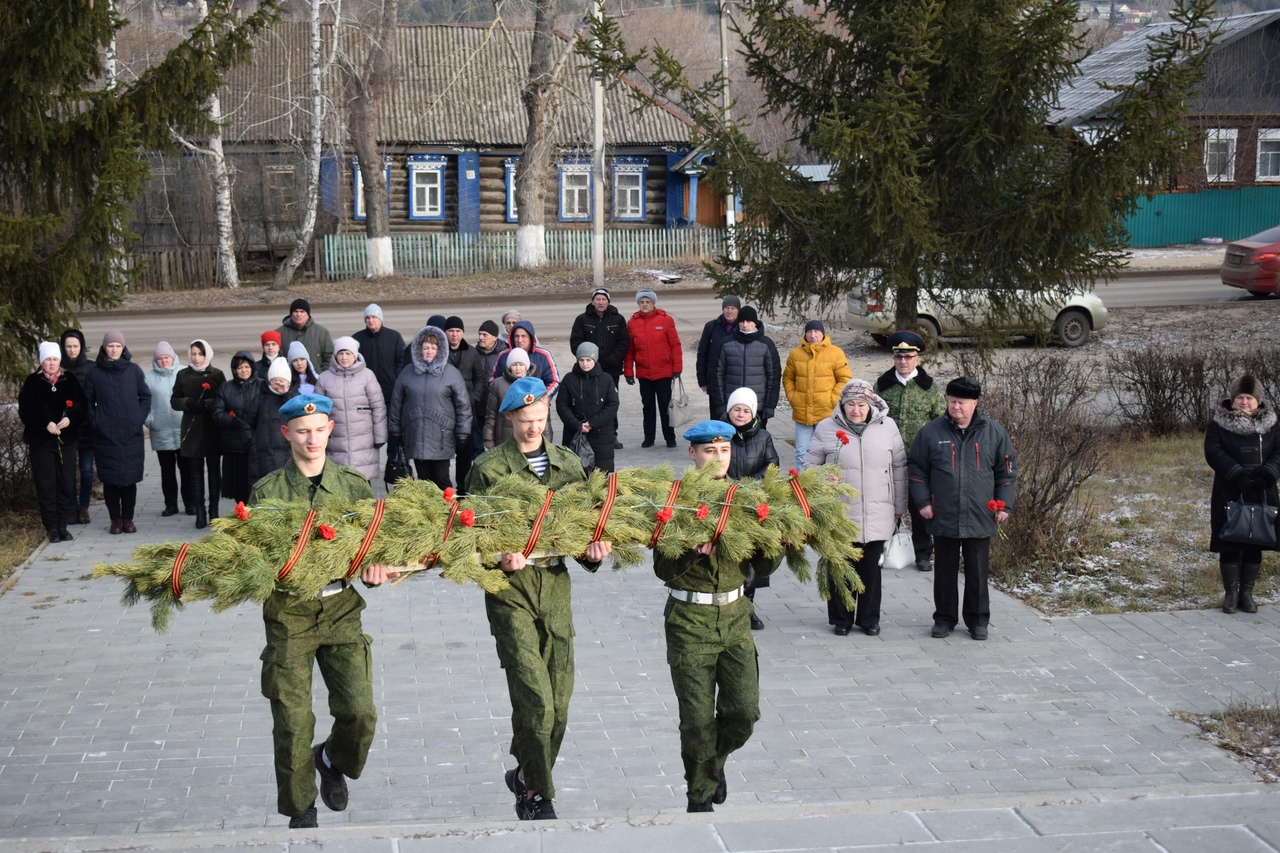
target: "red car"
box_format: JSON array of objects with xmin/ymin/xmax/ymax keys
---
[{"xmin": 1221, "ymin": 225, "xmax": 1280, "ymax": 296}]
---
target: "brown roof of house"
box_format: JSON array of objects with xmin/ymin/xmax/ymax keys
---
[{"xmin": 220, "ymin": 21, "xmax": 694, "ymax": 148}]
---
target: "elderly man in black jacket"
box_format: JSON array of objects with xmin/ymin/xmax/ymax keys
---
[
  {"xmin": 696, "ymin": 296, "xmax": 740, "ymax": 416},
  {"xmin": 352, "ymin": 304, "xmax": 407, "ymax": 407},
  {"xmin": 908, "ymin": 377, "xmax": 1017, "ymax": 642},
  {"xmin": 569, "ymin": 288, "xmax": 630, "ymax": 448}
]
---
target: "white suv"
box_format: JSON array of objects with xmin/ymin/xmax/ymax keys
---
[{"xmin": 845, "ymin": 285, "xmax": 1108, "ymax": 347}]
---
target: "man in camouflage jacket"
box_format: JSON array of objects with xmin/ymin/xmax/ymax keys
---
[
  {"xmin": 464, "ymin": 377, "xmax": 612, "ymax": 820},
  {"xmin": 656, "ymin": 420, "xmax": 779, "ymax": 813},
  {"xmin": 875, "ymin": 331, "xmax": 946, "ymax": 572}
]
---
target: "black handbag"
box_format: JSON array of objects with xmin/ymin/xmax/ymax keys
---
[
  {"xmin": 1220, "ymin": 494, "xmax": 1278, "ymax": 547},
  {"xmin": 568, "ymin": 430, "xmax": 596, "ymax": 472},
  {"xmin": 383, "ymin": 439, "xmax": 413, "ymax": 490}
]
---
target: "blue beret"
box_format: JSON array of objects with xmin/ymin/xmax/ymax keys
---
[
  {"xmin": 500, "ymin": 376, "xmax": 549, "ymax": 413},
  {"xmin": 887, "ymin": 329, "xmax": 926, "ymax": 353},
  {"xmin": 683, "ymin": 420, "xmax": 736, "ymax": 445},
  {"xmin": 279, "ymin": 393, "xmax": 333, "ymax": 421}
]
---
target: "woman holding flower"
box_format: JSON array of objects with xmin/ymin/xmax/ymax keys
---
[
  {"xmin": 803, "ymin": 378, "xmax": 907, "ymax": 636},
  {"xmin": 171, "ymin": 339, "xmax": 226, "ymax": 529},
  {"xmin": 19, "ymin": 342, "xmax": 87, "ymax": 542}
]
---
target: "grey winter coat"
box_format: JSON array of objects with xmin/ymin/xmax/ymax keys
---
[
  {"xmin": 315, "ymin": 352, "xmax": 388, "ymax": 481},
  {"xmin": 82, "ymin": 348, "xmax": 151, "ymax": 486},
  {"xmin": 804, "ymin": 395, "xmax": 907, "ymax": 543},
  {"xmin": 448, "ymin": 339, "xmax": 488, "ymax": 416},
  {"xmin": 390, "ymin": 326, "xmax": 472, "ymax": 462},
  {"xmin": 277, "ymin": 314, "xmax": 335, "ymax": 372},
  {"xmin": 711, "ymin": 328, "xmax": 782, "ymax": 420},
  {"xmin": 907, "ymin": 408, "xmax": 1017, "ymax": 540},
  {"xmin": 144, "ymin": 354, "xmax": 184, "ymax": 452}
]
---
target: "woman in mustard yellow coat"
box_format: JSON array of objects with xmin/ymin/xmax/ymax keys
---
[{"xmin": 782, "ymin": 320, "xmax": 852, "ymax": 469}]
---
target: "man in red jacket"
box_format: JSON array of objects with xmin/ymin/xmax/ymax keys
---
[{"xmin": 622, "ymin": 288, "xmax": 683, "ymax": 447}]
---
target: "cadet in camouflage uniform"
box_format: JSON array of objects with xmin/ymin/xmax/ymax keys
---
[
  {"xmin": 464, "ymin": 376, "xmax": 612, "ymax": 820},
  {"xmin": 251, "ymin": 393, "xmax": 384, "ymax": 829},
  {"xmin": 873, "ymin": 330, "xmax": 946, "ymax": 572},
  {"xmin": 657, "ymin": 420, "xmax": 779, "ymax": 813}
]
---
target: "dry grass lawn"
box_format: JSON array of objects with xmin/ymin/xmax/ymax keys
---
[
  {"xmin": 0, "ymin": 512, "xmax": 45, "ymax": 588},
  {"xmin": 1180, "ymin": 695, "xmax": 1280, "ymax": 783}
]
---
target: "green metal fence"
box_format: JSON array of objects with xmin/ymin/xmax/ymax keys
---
[
  {"xmin": 1123, "ymin": 186, "xmax": 1280, "ymax": 247},
  {"xmin": 322, "ymin": 228, "xmax": 727, "ymax": 280}
]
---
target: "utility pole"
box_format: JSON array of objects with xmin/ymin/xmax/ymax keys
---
[
  {"xmin": 719, "ymin": 0, "xmax": 737, "ymax": 260},
  {"xmin": 591, "ymin": 0, "xmax": 606, "ymax": 288}
]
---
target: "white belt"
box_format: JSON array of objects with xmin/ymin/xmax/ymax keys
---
[
  {"xmin": 320, "ymin": 580, "xmax": 350, "ymax": 598},
  {"xmin": 669, "ymin": 586, "xmax": 744, "ymax": 606}
]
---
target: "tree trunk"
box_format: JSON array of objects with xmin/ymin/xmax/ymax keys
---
[
  {"xmin": 514, "ymin": 0, "xmax": 561, "ymax": 269},
  {"xmin": 343, "ymin": 0, "xmax": 399, "ymax": 279},
  {"xmin": 195, "ymin": 0, "xmax": 239, "ymax": 289},
  {"xmin": 272, "ymin": 0, "xmax": 326, "ymax": 291}
]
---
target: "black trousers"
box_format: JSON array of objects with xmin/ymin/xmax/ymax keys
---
[
  {"xmin": 155, "ymin": 450, "xmax": 186, "ymax": 511},
  {"xmin": 414, "ymin": 458, "xmax": 452, "ymax": 491},
  {"xmin": 933, "ymin": 536, "xmax": 990, "ymax": 630},
  {"xmin": 828, "ymin": 540, "xmax": 884, "ymax": 630},
  {"xmin": 454, "ymin": 436, "xmax": 473, "ymax": 495},
  {"xmin": 638, "ymin": 377, "xmax": 674, "ymax": 444},
  {"xmin": 908, "ymin": 493, "xmax": 933, "ymax": 564},
  {"xmin": 103, "ymin": 483, "xmax": 137, "ymax": 522},
  {"xmin": 185, "ymin": 453, "xmax": 221, "ymax": 512},
  {"xmin": 30, "ymin": 441, "xmax": 75, "ymax": 532}
]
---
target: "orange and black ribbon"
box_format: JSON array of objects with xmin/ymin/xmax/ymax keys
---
[
  {"xmin": 590, "ymin": 472, "xmax": 619, "ymax": 542},
  {"xmin": 710, "ymin": 482, "xmax": 739, "ymax": 545},
  {"xmin": 648, "ymin": 480, "xmax": 683, "ymax": 548},
  {"xmin": 346, "ymin": 499, "xmax": 386, "ymax": 579},
  {"xmin": 278, "ymin": 510, "xmax": 319, "ymax": 581},
  {"xmin": 789, "ymin": 474, "xmax": 813, "ymax": 520},
  {"xmin": 170, "ymin": 543, "xmax": 191, "ymax": 599},
  {"xmin": 522, "ymin": 490, "xmax": 556, "ymax": 558},
  {"xmin": 423, "ymin": 501, "xmax": 463, "ymax": 570}
]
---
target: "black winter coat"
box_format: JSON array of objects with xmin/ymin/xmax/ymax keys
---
[
  {"xmin": 569, "ymin": 304, "xmax": 630, "ymax": 377},
  {"xmin": 448, "ymin": 339, "xmax": 488, "ymax": 416},
  {"xmin": 18, "ymin": 370, "xmax": 86, "ymax": 449},
  {"xmin": 353, "ymin": 324, "xmax": 408, "ymax": 405},
  {"xmin": 696, "ymin": 314, "xmax": 737, "ymax": 388},
  {"xmin": 1205, "ymin": 401, "xmax": 1280, "ymax": 552},
  {"xmin": 556, "ymin": 362, "xmax": 620, "ymax": 437},
  {"xmin": 171, "ymin": 365, "xmax": 226, "ymax": 458},
  {"xmin": 251, "ymin": 386, "xmax": 299, "ymax": 481},
  {"xmin": 727, "ymin": 418, "xmax": 779, "ymax": 480},
  {"xmin": 711, "ymin": 329, "xmax": 782, "ymax": 419},
  {"xmin": 213, "ymin": 354, "xmax": 262, "ymax": 455},
  {"xmin": 60, "ymin": 329, "xmax": 95, "ymax": 445},
  {"xmin": 82, "ymin": 349, "xmax": 150, "ymax": 485}
]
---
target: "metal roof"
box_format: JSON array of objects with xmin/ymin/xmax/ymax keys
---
[
  {"xmin": 220, "ymin": 22, "xmax": 694, "ymax": 148},
  {"xmin": 1051, "ymin": 9, "xmax": 1280, "ymax": 127}
]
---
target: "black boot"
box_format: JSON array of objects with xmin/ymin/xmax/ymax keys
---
[
  {"xmin": 1240, "ymin": 562, "xmax": 1261, "ymax": 613},
  {"xmin": 1221, "ymin": 561, "xmax": 1241, "ymax": 613},
  {"xmin": 195, "ymin": 506, "xmax": 208, "ymax": 529},
  {"xmin": 208, "ymin": 501, "xmax": 219, "ymax": 521}
]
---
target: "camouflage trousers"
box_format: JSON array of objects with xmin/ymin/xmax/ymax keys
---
[
  {"xmin": 484, "ymin": 563, "xmax": 575, "ymax": 799},
  {"xmin": 260, "ymin": 587, "xmax": 377, "ymax": 817},
  {"xmin": 663, "ymin": 595, "xmax": 761, "ymax": 804}
]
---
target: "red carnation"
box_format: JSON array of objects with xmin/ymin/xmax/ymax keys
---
[
  {"xmin": 228, "ymin": 410, "xmax": 235, "ymax": 418},
  {"xmin": 695, "ymin": 503, "xmax": 709, "ymax": 520},
  {"xmin": 65, "ymin": 400, "xmax": 74, "ymax": 408},
  {"xmin": 317, "ymin": 524, "xmax": 336, "ymax": 540},
  {"xmin": 655, "ymin": 508, "xmax": 673, "ymax": 524},
  {"xmin": 756, "ymin": 503, "xmax": 770, "ymax": 522},
  {"xmin": 788, "ymin": 467, "xmax": 799, "ymax": 477},
  {"xmin": 443, "ymin": 487, "xmax": 456, "ymax": 503},
  {"xmin": 835, "ymin": 430, "xmax": 850, "ymax": 445},
  {"xmin": 201, "ymin": 382, "xmax": 211, "ymax": 391},
  {"xmin": 234, "ymin": 501, "xmax": 249, "ymax": 520},
  {"xmin": 459, "ymin": 509, "xmax": 476, "ymax": 527},
  {"xmin": 987, "ymin": 499, "xmax": 1006, "ymax": 513}
]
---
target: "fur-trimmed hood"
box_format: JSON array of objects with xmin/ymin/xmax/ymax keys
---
[
  {"xmin": 410, "ymin": 325, "xmax": 450, "ymax": 376},
  {"xmin": 1214, "ymin": 400, "xmax": 1278, "ymax": 436}
]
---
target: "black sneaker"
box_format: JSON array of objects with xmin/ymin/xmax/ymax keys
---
[
  {"xmin": 288, "ymin": 804, "xmax": 318, "ymax": 828},
  {"xmin": 931, "ymin": 622, "xmax": 952, "ymax": 639},
  {"xmin": 505, "ymin": 766, "xmax": 526, "ymax": 800},
  {"xmin": 516, "ymin": 792, "xmax": 557, "ymax": 820},
  {"xmin": 686, "ymin": 797, "xmax": 714, "ymax": 813},
  {"xmin": 713, "ymin": 768, "xmax": 727, "ymax": 804},
  {"xmin": 314, "ymin": 742, "xmax": 348, "ymax": 811}
]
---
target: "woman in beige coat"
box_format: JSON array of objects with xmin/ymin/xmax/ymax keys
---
[{"xmin": 803, "ymin": 378, "xmax": 907, "ymax": 635}]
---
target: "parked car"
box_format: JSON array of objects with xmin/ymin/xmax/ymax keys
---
[
  {"xmin": 846, "ymin": 285, "xmax": 1109, "ymax": 347},
  {"xmin": 1220, "ymin": 225, "xmax": 1280, "ymax": 296}
]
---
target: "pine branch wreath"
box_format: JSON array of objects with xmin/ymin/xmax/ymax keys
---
[{"xmin": 94, "ymin": 465, "xmax": 866, "ymax": 632}]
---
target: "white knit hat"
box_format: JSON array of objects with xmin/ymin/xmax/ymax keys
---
[
  {"xmin": 334, "ymin": 335, "xmax": 360, "ymax": 356},
  {"xmin": 38, "ymin": 341, "xmax": 61, "ymax": 365},
  {"xmin": 267, "ymin": 356, "xmax": 291, "ymax": 382},
  {"xmin": 725, "ymin": 387, "xmax": 758, "ymax": 416}
]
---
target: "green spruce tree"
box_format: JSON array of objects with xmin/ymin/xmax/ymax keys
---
[
  {"xmin": 586, "ymin": 0, "xmax": 1217, "ymax": 329},
  {"xmin": 0, "ymin": 0, "xmax": 279, "ymax": 384}
]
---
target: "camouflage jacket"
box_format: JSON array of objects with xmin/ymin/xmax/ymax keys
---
[
  {"xmin": 654, "ymin": 547, "xmax": 779, "ymax": 595},
  {"xmin": 875, "ymin": 366, "xmax": 946, "ymax": 448},
  {"xmin": 250, "ymin": 457, "xmax": 375, "ymax": 509}
]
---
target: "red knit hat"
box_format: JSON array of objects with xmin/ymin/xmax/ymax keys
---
[{"xmin": 261, "ymin": 330, "xmax": 282, "ymax": 347}]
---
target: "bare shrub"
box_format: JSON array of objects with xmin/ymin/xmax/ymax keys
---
[
  {"xmin": 0, "ymin": 407, "xmax": 36, "ymax": 512},
  {"xmin": 956, "ymin": 352, "xmax": 1111, "ymax": 581}
]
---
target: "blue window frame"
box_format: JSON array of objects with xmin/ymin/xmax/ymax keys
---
[
  {"xmin": 558, "ymin": 157, "xmax": 591, "ymax": 222},
  {"xmin": 504, "ymin": 157, "xmax": 519, "ymax": 223},
  {"xmin": 611, "ymin": 156, "xmax": 647, "ymax": 221},
  {"xmin": 352, "ymin": 157, "xmax": 392, "ymax": 220},
  {"xmin": 407, "ymin": 154, "xmax": 447, "ymax": 220}
]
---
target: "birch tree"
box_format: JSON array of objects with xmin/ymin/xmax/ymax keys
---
[{"xmin": 513, "ymin": 0, "xmax": 563, "ymax": 268}]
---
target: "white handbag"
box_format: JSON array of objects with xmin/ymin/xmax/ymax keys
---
[
  {"xmin": 667, "ymin": 376, "xmax": 697, "ymax": 427},
  {"xmin": 880, "ymin": 519, "xmax": 915, "ymax": 570}
]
